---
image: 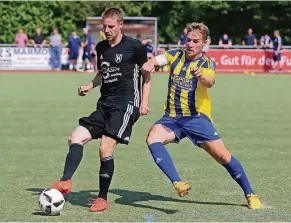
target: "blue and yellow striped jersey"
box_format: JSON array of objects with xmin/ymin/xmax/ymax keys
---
[{"xmin": 163, "ymin": 49, "xmax": 216, "ymax": 120}]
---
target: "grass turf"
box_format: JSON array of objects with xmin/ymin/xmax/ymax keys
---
[{"xmin": 0, "ymin": 72, "xmax": 290, "ymax": 222}]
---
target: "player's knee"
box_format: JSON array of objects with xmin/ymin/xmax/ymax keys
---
[
  {"xmin": 146, "ymin": 126, "xmax": 164, "ymax": 145},
  {"xmin": 70, "ymin": 133, "xmax": 87, "ymax": 145},
  {"xmin": 219, "ymin": 152, "xmax": 231, "ymax": 164}
]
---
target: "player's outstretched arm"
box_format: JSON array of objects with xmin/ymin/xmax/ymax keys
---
[
  {"xmin": 78, "ymin": 72, "xmax": 101, "ymax": 96},
  {"xmin": 190, "ymin": 67, "xmax": 215, "ymax": 88}
]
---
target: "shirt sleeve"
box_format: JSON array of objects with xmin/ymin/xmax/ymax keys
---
[
  {"xmin": 163, "ymin": 49, "xmax": 178, "ymax": 65},
  {"xmin": 200, "ymin": 59, "xmax": 216, "ymax": 78},
  {"xmin": 134, "ymin": 41, "xmax": 148, "ymax": 67}
]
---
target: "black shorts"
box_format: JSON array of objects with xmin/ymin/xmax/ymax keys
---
[{"xmin": 79, "ymin": 103, "xmax": 140, "ymax": 145}]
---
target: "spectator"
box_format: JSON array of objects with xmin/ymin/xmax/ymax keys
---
[
  {"xmin": 30, "ymin": 27, "xmax": 46, "ymax": 48},
  {"xmin": 136, "ymin": 34, "xmax": 154, "ymax": 59},
  {"xmin": 260, "ymin": 34, "xmax": 272, "ymax": 49},
  {"xmin": 78, "ymin": 28, "xmax": 93, "ymax": 72},
  {"xmin": 49, "ymin": 28, "xmax": 62, "ymax": 71},
  {"xmin": 242, "ymin": 28, "xmax": 257, "ymax": 48},
  {"xmin": 202, "ymin": 35, "xmax": 211, "ymax": 54},
  {"xmin": 206, "ymin": 35, "xmax": 211, "ymax": 45},
  {"xmin": 177, "ymin": 27, "xmax": 187, "ymax": 46},
  {"xmin": 14, "ymin": 29, "xmax": 28, "ymax": 48},
  {"xmin": 219, "ymin": 33, "xmax": 232, "ymax": 49},
  {"xmin": 65, "ymin": 31, "xmax": 81, "ymax": 71},
  {"xmin": 144, "ymin": 38, "xmax": 155, "ymax": 59},
  {"xmin": 90, "ymin": 43, "xmax": 97, "ymax": 71},
  {"xmin": 269, "ymin": 30, "xmax": 283, "ymax": 73}
]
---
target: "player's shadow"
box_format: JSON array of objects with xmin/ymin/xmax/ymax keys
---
[
  {"xmin": 26, "ymin": 188, "xmax": 246, "ymax": 215},
  {"xmin": 109, "ymin": 189, "xmax": 246, "ymax": 214}
]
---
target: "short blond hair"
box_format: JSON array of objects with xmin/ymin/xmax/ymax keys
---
[
  {"xmin": 102, "ymin": 7, "xmax": 124, "ymax": 22},
  {"xmin": 186, "ymin": 22, "xmax": 209, "ymax": 41}
]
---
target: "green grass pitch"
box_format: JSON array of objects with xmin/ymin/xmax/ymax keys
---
[{"xmin": 0, "ymin": 72, "xmax": 291, "ymax": 222}]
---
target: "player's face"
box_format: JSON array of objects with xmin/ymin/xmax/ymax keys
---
[
  {"xmin": 185, "ymin": 30, "xmax": 205, "ymax": 59},
  {"xmin": 103, "ymin": 17, "xmax": 123, "ymax": 41}
]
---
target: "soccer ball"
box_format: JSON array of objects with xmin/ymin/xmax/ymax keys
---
[{"xmin": 38, "ymin": 188, "xmax": 65, "ymax": 215}]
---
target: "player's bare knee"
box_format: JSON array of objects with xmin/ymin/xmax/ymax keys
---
[
  {"xmin": 146, "ymin": 128, "xmax": 161, "ymax": 145},
  {"xmin": 219, "ymin": 151, "xmax": 231, "ymax": 164},
  {"xmin": 146, "ymin": 125, "xmax": 170, "ymax": 145}
]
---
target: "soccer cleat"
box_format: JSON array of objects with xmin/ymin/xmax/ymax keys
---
[
  {"xmin": 246, "ymin": 193, "xmax": 261, "ymax": 209},
  {"xmin": 51, "ymin": 179, "xmax": 72, "ymax": 194},
  {"xmin": 89, "ymin": 198, "xmax": 108, "ymax": 212},
  {"xmin": 173, "ymin": 181, "xmax": 191, "ymax": 197}
]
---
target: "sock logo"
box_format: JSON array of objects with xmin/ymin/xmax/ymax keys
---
[
  {"xmin": 156, "ymin": 158, "xmax": 162, "ymax": 164},
  {"xmin": 100, "ymin": 173, "xmax": 110, "ymax": 178},
  {"xmin": 235, "ymin": 173, "xmax": 242, "ymax": 180}
]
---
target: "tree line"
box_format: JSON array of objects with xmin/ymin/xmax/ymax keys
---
[{"xmin": 1, "ymin": 1, "xmax": 291, "ymax": 45}]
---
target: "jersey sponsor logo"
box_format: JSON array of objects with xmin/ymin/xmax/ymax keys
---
[
  {"xmin": 171, "ymin": 75, "xmax": 194, "ymax": 91},
  {"xmin": 101, "ymin": 61, "xmax": 122, "ymax": 83},
  {"xmin": 115, "ymin": 54, "xmax": 123, "ymax": 63}
]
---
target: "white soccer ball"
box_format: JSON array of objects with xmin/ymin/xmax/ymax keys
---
[{"xmin": 38, "ymin": 188, "xmax": 65, "ymax": 215}]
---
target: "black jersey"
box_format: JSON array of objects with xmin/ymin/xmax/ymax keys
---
[{"xmin": 96, "ymin": 35, "xmax": 147, "ymax": 108}]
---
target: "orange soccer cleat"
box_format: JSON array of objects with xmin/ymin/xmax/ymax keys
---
[
  {"xmin": 89, "ymin": 197, "xmax": 109, "ymax": 212},
  {"xmin": 51, "ymin": 179, "xmax": 72, "ymax": 194}
]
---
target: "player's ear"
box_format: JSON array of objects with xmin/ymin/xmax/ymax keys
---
[{"xmin": 119, "ymin": 22, "xmax": 123, "ymax": 30}]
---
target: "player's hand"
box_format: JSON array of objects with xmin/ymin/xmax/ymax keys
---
[
  {"xmin": 142, "ymin": 62, "xmax": 155, "ymax": 73},
  {"xmin": 190, "ymin": 66, "xmax": 203, "ymax": 79},
  {"xmin": 139, "ymin": 102, "xmax": 150, "ymax": 116},
  {"xmin": 78, "ymin": 85, "xmax": 91, "ymax": 96}
]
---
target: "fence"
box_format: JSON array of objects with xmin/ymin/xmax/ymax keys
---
[{"xmin": 1, "ymin": 44, "xmax": 291, "ymax": 72}]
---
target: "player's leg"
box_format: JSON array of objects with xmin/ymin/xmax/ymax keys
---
[
  {"xmin": 89, "ymin": 135, "xmax": 117, "ymax": 212},
  {"xmin": 200, "ymin": 140, "xmax": 261, "ymax": 209},
  {"xmin": 89, "ymin": 105, "xmax": 139, "ymax": 212},
  {"xmin": 52, "ymin": 125, "xmax": 92, "ymax": 194},
  {"xmin": 52, "ymin": 110, "xmax": 105, "ymax": 194},
  {"xmin": 181, "ymin": 113, "xmax": 261, "ymax": 209},
  {"xmin": 146, "ymin": 117, "xmax": 190, "ymax": 197}
]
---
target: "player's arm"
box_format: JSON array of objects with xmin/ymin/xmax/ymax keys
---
[
  {"xmin": 277, "ymin": 37, "xmax": 282, "ymax": 52},
  {"xmin": 254, "ymin": 38, "xmax": 257, "ymax": 47},
  {"xmin": 191, "ymin": 60, "xmax": 216, "ymax": 88},
  {"xmin": 78, "ymin": 72, "xmax": 101, "ymax": 96},
  {"xmin": 135, "ymin": 43, "xmax": 152, "ymax": 115},
  {"xmin": 82, "ymin": 36, "xmax": 88, "ymax": 48},
  {"xmin": 142, "ymin": 53, "xmax": 170, "ymax": 73}
]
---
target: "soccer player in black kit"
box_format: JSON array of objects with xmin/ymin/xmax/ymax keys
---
[{"xmin": 52, "ymin": 8, "xmax": 151, "ymax": 212}]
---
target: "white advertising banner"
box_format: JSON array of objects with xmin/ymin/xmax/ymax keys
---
[{"xmin": 0, "ymin": 47, "xmax": 78, "ymax": 70}]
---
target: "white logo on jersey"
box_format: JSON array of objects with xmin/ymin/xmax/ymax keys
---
[
  {"xmin": 100, "ymin": 54, "xmax": 103, "ymax": 59},
  {"xmin": 100, "ymin": 61, "xmax": 122, "ymax": 83},
  {"xmin": 115, "ymin": 54, "xmax": 123, "ymax": 63}
]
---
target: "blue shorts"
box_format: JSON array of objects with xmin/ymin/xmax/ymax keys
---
[
  {"xmin": 82, "ymin": 51, "xmax": 92, "ymax": 62},
  {"xmin": 69, "ymin": 50, "xmax": 79, "ymax": 60},
  {"xmin": 273, "ymin": 52, "xmax": 281, "ymax": 62},
  {"xmin": 154, "ymin": 113, "xmax": 221, "ymax": 146}
]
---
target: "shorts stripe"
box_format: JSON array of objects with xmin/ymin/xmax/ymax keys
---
[
  {"xmin": 133, "ymin": 64, "xmax": 140, "ymax": 107},
  {"xmin": 117, "ymin": 104, "xmax": 133, "ymax": 138}
]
